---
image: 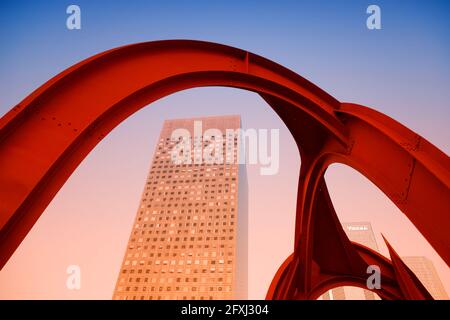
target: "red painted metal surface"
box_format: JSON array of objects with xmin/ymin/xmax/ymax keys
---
[{"xmin": 0, "ymin": 40, "xmax": 448, "ymax": 299}]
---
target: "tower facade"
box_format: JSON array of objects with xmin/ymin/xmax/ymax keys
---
[
  {"xmin": 402, "ymin": 256, "xmax": 449, "ymax": 300},
  {"xmin": 321, "ymin": 222, "xmax": 380, "ymax": 300},
  {"xmin": 113, "ymin": 115, "xmax": 247, "ymax": 300}
]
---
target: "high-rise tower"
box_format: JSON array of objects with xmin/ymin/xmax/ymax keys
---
[
  {"xmin": 321, "ymin": 222, "xmax": 380, "ymax": 300},
  {"xmin": 402, "ymin": 256, "xmax": 449, "ymax": 300},
  {"xmin": 113, "ymin": 115, "xmax": 247, "ymax": 300}
]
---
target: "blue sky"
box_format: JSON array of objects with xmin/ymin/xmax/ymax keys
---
[
  {"xmin": 1, "ymin": 0, "xmax": 449, "ymax": 151},
  {"xmin": 0, "ymin": 0, "xmax": 449, "ymax": 299}
]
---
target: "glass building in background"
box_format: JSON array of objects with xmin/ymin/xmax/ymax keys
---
[
  {"xmin": 321, "ymin": 222, "xmax": 449, "ymax": 300},
  {"xmin": 321, "ymin": 222, "xmax": 380, "ymax": 300},
  {"xmin": 402, "ymin": 256, "xmax": 449, "ymax": 300},
  {"xmin": 113, "ymin": 115, "xmax": 248, "ymax": 300}
]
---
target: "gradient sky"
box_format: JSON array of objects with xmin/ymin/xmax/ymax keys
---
[{"xmin": 0, "ymin": 0, "xmax": 449, "ymax": 299}]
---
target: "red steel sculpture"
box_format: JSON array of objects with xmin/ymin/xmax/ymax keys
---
[{"xmin": 0, "ymin": 40, "xmax": 448, "ymax": 299}]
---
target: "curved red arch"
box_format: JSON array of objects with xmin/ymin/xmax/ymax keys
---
[{"xmin": 0, "ymin": 40, "xmax": 448, "ymax": 299}]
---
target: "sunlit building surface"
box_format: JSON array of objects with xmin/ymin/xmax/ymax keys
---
[
  {"xmin": 113, "ymin": 115, "xmax": 248, "ymax": 300},
  {"xmin": 402, "ymin": 256, "xmax": 449, "ymax": 300}
]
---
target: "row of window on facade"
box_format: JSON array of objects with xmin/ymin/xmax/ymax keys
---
[
  {"xmin": 117, "ymin": 285, "xmax": 232, "ymax": 293},
  {"xmin": 115, "ymin": 295, "xmax": 230, "ymax": 300}
]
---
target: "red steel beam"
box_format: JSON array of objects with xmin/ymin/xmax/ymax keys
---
[{"xmin": 0, "ymin": 40, "xmax": 448, "ymax": 299}]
